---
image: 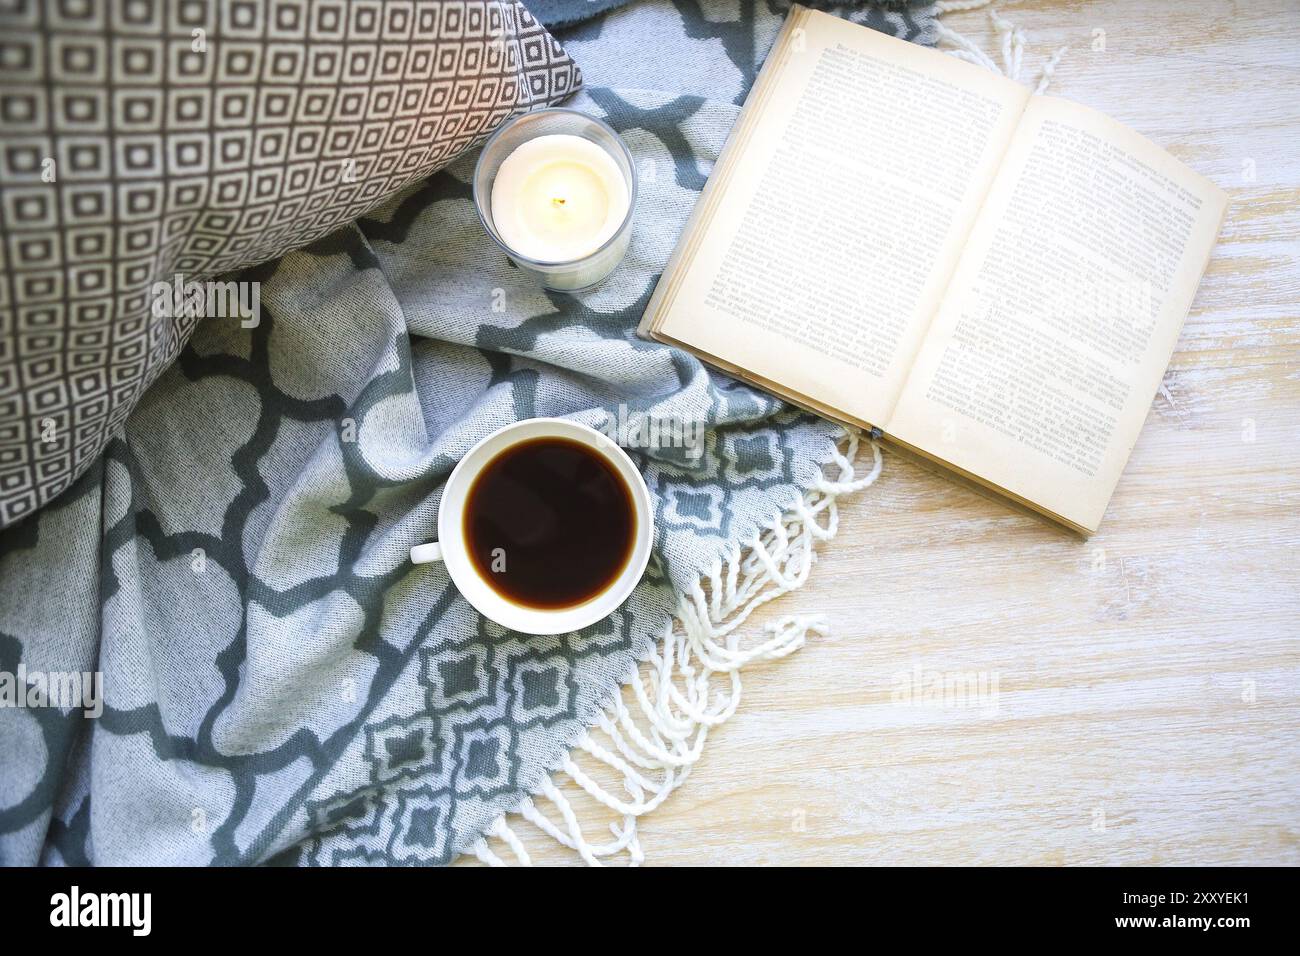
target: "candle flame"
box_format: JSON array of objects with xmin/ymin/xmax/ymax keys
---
[{"xmin": 551, "ymin": 196, "xmax": 566, "ymax": 206}]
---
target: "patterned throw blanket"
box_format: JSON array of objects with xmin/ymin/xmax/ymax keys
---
[{"xmin": 0, "ymin": 0, "xmax": 933, "ymax": 865}]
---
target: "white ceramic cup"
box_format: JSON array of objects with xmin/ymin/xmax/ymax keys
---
[{"xmin": 409, "ymin": 418, "xmax": 654, "ymax": 635}]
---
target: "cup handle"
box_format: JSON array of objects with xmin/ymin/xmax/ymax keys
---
[{"xmin": 410, "ymin": 541, "xmax": 444, "ymax": 564}]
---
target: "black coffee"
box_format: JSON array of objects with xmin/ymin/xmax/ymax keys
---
[{"xmin": 463, "ymin": 437, "xmax": 636, "ymax": 610}]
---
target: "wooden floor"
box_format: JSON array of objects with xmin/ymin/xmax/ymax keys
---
[{"xmin": 473, "ymin": 0, "xmax": 1300, "ymax": 865}]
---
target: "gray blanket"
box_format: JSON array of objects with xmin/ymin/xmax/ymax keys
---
[{"xmin": 0, "ymin": 0, "xmax": 931, "ymax": 865}]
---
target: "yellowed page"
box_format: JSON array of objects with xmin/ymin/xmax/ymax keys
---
[
  {"xmin": 644, "ymin": 6, "xmax": 1030, "ymax": 426},
  {"xmin": 887, "ymin": 95, "xmax": 1228, "ymax": 533}
]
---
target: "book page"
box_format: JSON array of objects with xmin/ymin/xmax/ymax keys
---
[
  {"xmin": 887, "ymin": 95, "xmax": 1228, "ymax": 532},
  {"xmin": 644, "ymin": 6, "xmax": 1030, "ymax": 426}
]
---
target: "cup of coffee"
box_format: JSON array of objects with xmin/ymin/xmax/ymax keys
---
[{"xmin": 410, "ymin": 418, "xmax": 654, "ymax": 635}]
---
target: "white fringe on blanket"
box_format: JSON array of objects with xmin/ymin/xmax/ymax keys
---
[
  {"xmin": 467, "ymin": 0, "xmax": 1068, "ymax": 867},
  {"xmin": 468, "ymin": 431, "xmax": 883, "ymax": 866},
  {"xmin": 935, "ymin": 0, "xmax": 1069, "ymax": 94}
]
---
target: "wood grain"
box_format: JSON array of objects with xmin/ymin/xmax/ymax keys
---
[{"xmin": 464, "ymin": 0, "xmax": 1300, "ymax": 865}]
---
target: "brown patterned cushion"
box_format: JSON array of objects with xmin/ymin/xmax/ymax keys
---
[{"xmin": 0, "ymin": 0, "xmax": 581, "ymax": 527}]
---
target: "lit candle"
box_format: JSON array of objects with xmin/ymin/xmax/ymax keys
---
[{"xmin": 491, "ymin": 134, "xmax": 630, "ymax": 265}]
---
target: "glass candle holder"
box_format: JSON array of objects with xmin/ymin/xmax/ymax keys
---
[{"xmin": 473, "ymin": 108, "xmax": 637, "ymax": 293}]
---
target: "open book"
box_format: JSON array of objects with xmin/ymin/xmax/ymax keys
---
[{"xmin": 639, "ymin": 5, "xmax": 1228, "ymax": 534}]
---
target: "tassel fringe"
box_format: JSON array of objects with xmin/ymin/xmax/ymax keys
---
[{"xmin": 935, "ymin": 0, "xmax": 1069, "ymax": 94}]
